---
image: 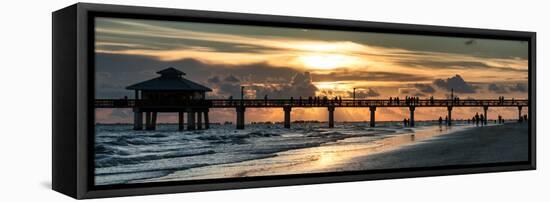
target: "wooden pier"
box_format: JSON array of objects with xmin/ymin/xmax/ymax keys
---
[{"xmin": 95, "ymin": 98, "xmax": 529, "ymax": 130}]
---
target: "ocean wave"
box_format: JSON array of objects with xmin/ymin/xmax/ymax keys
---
[{"xmin": 95, "ymin": 150, "xmax": 215, "ymax": 168}]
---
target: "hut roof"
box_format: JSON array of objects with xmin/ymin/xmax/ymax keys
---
[{"xmin": 126, "ymin": 67, "xmax": 212, "ymax": 91}]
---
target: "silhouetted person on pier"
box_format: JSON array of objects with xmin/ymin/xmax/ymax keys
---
[
  {"xmin": 403, "ymin": 118, "xmax": 408, "ymax": 127},
  {"xmin": 480, "ymin": 114, "xmax": 485, "ymax": 126},
  {"xmin": 475, "ymin": 113, "xmax": 480, "ymax": 126},
  {"xmin": 472, "ymin": 116, "xmax": 476, "ymax": 125},
  {"xmin": 389, "ymin": 97, "xmax": 393, "ymax": 104},
  {"xmin": 438, "ymin": 116, "xmax": 443, "ymax": 125}
]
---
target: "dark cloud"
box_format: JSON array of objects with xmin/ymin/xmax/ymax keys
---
[
  {"xmin": 223, "ymin": 75, "xmax": 240, "ymax": 83},
  {"xmin": 488, "ymin": 84, "xmax": 508, "ymax": 93},
  {"xmin": 509, "ymin": 83, "xmax": 528, "ymax": 93},
  {"xmin": 311, "ymin": 70, "xmax": 430, "ymax": 82},
  {"xmin": 350, "ymin": 88, "xmax": 380, "ymax": 98},
  {"xmin": 206, "ymin": 72, "xmax": 317, "ymax": 99},
  {"xmin": 206, "ymin": 76, "xmax": 221, "ymax": 83},
  {"xmin": 397, "ymin": 60, "xmax": 527, "ymax": 73},
  {"xmin": 95, "ymin": 53, "xmax": 302, "ymax": 98},
  {"xmin": 433, "ymin": 74, "xmax": 476, "ymax": 93},
  {"xmin": 413, "ymin": 83, "xmax": 435, "ymax": 93}
]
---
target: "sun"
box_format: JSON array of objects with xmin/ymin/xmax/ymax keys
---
[{"xmin": 299, "ymin": 54, "xmax": 360, "ymax": 70}]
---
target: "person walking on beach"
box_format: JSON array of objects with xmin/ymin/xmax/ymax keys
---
[
  {"xmin": 403, "ymin": 118, "xmax": 408, "ymax": 127},
  {"xmin": 438, "ymin": 116, "xmax": 443, "ymax": 125},
  {"xmin": 475, "ymin": 113, "xmax": 480, "ymax": 126},
  {"xmin": 480, "ymin": 114, "xmax": 485, "ymax": 126}
]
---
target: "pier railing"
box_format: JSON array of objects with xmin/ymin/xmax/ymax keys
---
[{"xmin": 94, "ymin": 98, "xmax": 528, "ymax": 108}]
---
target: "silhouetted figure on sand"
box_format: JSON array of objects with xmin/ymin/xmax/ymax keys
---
[
  {"xmin": 438, "ymin": 116, "xmax": 443, "ymax": 125},
  {"xmin": 475, "ymin": 113, "xmax": 480, "ymax": 126},
  {"xmin": 403, "ymin": 118, "xmax": 408, "ymax": 127},
  {"xmin": 480, "ymin": 114, "xmax": 485, "ymax": 126}
]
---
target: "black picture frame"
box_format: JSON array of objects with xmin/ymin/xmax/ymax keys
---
[{"xmin": 52, "ymin": 3, "xmax": 536, "ymax": 199}]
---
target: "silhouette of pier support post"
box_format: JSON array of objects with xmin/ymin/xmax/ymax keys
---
[
  {"xmin": 178, "ymin": 112, "xmax": 184, "ymax": 131},
  {"xmin": 409, "ymin": 106, "xmax": 415, "ymax": 127},
  {"xmin": 483, "ymin": 106, "xmax": 489, "ymax": 125},
  {"xmin": 447, "ymin": 106, "xmax": 453, "ymax": 126},
  {"xmin": 328, "ymin": 106, "xmax": 335, "ymax": 128},
  {"xmin": 187, "ymin": 111, "xmax": 196, "ymax": 130},
  {"xmin": 133, "ymin": 111, "xmax": 143, "ymax": 130},
  {"xmin": 197, "ymin": 111, "xmax": 203, "ymax": 130},
  {"xmin": 151, "ymin": 112, "xmax": 157, "ymax": 130},
  {"xmin": 369, "ymin": 106, "xmax": 376, "ymax": 127},
  {"xmin": 236, "ymin": 107, "xmax": 246, "ymax": 129},
  {"xmin": 283, "ymin": 106, "xmax": 291, "ymax": 128},
  {"xmin": 518, "ymin": 106, "xmax": 523, "ymax": 122},
  {"xmin": 204, "ymin": 110, "xmax": 210, "ymax": 129},
  {"xmin": 144, "ymin": 112, "xmax": 158, "ymax": 130}
]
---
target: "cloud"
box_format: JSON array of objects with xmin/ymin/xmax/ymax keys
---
[
  {"xmin": 206, "ymin": 76, "xmax": 221, "ymax": 83},
  {"xmin": 207, "ymin": 75, "xmax": 242, "ymax": 98},
  {"xmin": 433, "ymin": 74, "xmax": 476, "ymax": 93},
  {"xmin": 350, "ymin": 88, "xmax": 380, "ymax": 98},
  {"xmin": 509, "ymin": 83, "xmax": 528, "ymax": 92},
  {"xmin": 397, "ymin": 60, "xmax": 527, "ymax": 73},
  {"xmin": 311, "ymin": 70, "xmax": 430, "ymax": 82},
  {"xmin": 224, "ymin": 75, "xmax": 240, "ymax": 83},
  {"xmin": 488, "ymin": 84, "xmax": 508, "ymax": 93},
  {"xmin": 413, "ymin": 83, "xmax": 435, "ymax": 93},
  {"xmin": 95, "ymin": 53, "xmax": 302, "ymax": 98},
  {"xmin": 398, "ymin": 88, "xmax": 415, "ymax": 94}
]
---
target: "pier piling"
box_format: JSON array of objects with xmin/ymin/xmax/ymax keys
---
[
  {"xmin": 145, "ymin": 112, "xmax": 152, "ymax": 130},
  {"xmin": 197, "ymin": 111, "xmax": 203, "ymax": 130},
  {"xmin": 151, "ymin": 112, "xmax": 157, "ymax": 130},
  {"xmin": 178, "ymin": 112, "xmax": 184, "ymax": 131},
  {"xmin": 447, "ymin": 106, "xmax": 453, "ymax": 126},
  {"xmin": 236, "ymin": 107, "xmax": 246, "ymax": 129},
  {"xmin": 328, "ymin": 106, "xmax": 335, "ymax": 128},
  {"xmin": 483, "ymin": 106, "xmax": 488, "ymax": 125},
  {"xmin": 187, "ymin": 111, "xmax": 196, "ymax": 130},
  {"xmin": 369, "ymin": 106, "xmax": 376, "ymax": 127},
  {"xmin": 133, "ymin": 111, "xmax": 143, "ymax": 130},
  {"xmin": 204, "ymin": 111, "xmax": 210, "ymax": 129},
  {"xmin": 409, "ymin": 106, "xmax": 415, "ymax": 127},
  {"xmin": 283, "ymin": 106, "xmax": 291, "ymax": 128}
]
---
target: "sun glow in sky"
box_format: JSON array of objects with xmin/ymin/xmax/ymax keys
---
[{"xmin": 94, "ymin": 17, "xmax": 529, "ymax": 123}]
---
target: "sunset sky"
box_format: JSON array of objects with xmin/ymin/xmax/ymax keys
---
[{"xmin": 94, "ymin": 17, "xmax": 529, "ymax": 124}]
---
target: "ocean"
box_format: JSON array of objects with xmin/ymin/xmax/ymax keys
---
[{"xmin": 94, "ymin": 121, "xmax": 473, "ymax": 185}]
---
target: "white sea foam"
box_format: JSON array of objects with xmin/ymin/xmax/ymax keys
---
[{"xmin": 94, "ymin": 121, "xmax": 472, "ymax": 185}]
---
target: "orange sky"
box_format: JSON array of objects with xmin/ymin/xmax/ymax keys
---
[{"xmin": 94, "ymin": 17, "xmax": 529, "ymax": 123}]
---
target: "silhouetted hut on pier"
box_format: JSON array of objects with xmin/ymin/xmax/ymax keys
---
[{"xmin": 127, "ymin": 67, "xmax": 212, "ymax": 131}]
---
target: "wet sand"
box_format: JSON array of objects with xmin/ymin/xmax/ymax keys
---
[
  {"xmin": 137, "ymin": 123, "xmax": 528, "ymax": 183},
  {"xmin": 348, "ymin": 123, "xmax": 529, "ymax": 170}
]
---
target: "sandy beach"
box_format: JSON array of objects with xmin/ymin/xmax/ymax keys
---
[
  {"xmin": 134, "ymin": 122, "xmax": 528, "ymax": 184},
  {"xmin": 349, "ymin": 122, "xmax": 528, "ymax": 170}
]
